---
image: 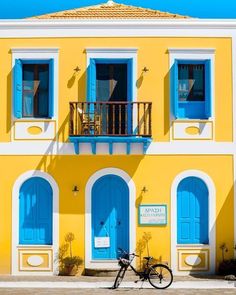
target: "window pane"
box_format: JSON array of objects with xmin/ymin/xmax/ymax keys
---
[
  {"xmin": 38, "ymin": 65, "xmax": 49, "ymax": 117},
  {"xmin": 178, "ymin": 64, "xmax": 205, "ymax": 102},
  {"xmin": 22, "ymin": 64, "xmax": 49, "ymax": 118},
  {"xmin": 22, "ymin": 80, "xmax": 34, "ymax": 117}
]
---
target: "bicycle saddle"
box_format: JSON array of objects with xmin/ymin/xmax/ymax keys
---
[{"xmin": 143, "ymin": 256, "xmax": 153, "ymax": 261}]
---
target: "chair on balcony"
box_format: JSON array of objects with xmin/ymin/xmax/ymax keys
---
[{"xmin": 77, "ymin": 107, "xmax": 101, "ymax": 135}]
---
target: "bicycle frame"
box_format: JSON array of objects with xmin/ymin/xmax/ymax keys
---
[
  {"xmin": 128, "ymin": 263, "xmax": 150, "ymax": 280},
  {"xmin": 113, "ymin": 249, "xmax": 173, "ymax": 290}
]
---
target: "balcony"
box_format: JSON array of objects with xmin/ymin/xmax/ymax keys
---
[{"xmin": 69, "ymin": 101, "xmax": 152, "ymax": 155}]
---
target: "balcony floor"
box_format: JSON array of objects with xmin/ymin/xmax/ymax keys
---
[{"xmin": 69, "ymin": 136, "xmax": 152, "ymax": 155}]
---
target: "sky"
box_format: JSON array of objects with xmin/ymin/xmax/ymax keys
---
[{"xmin": 0, "ymin": 0, "xmax": 236, "ymax": 19}]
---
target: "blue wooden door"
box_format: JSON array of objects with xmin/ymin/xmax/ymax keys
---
[
  {"xmin": 19, "ymin": 177, "xmax": 53, "ymax": 245},
  {"xmin": 177, "ymin": 177, "xmax": 209, "ymax": 244},
  {"xmin": 92, "ymin": 175, "xmax": 129, "ymax": 259}
]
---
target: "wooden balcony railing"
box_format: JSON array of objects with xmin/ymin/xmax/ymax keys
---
[{"xmin": 69, "ymin": 101, "xmax": 152, "ymax": 137}]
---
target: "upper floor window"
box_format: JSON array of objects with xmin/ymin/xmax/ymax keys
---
[
  {"xmin": 173, "ymin": 60, "xmax": 211, "ymax": 119},
  {"xmin": 14, "ymin": 59, "xmax": 54, "ymax": 119}
]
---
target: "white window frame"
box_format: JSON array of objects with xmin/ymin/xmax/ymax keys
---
[
  {"xmin": 11, "ymin": 48, "xmax": 59, "ymax": 121},
  {"xmin": 168, "ymin": 48, "xmax": 215, "ymax": 121}
]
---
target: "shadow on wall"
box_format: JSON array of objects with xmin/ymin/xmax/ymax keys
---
[
  {"xmin": 164, "ymin": 61, "xmax": 172, "ymax": 137},
  {"xmin": 214, "ymin": 185, "xmax": 234, "ymax": 272},
  {"xmin": 181, "ymin": 179, "xmax": 233, "ymax": 276},
  {"xmin": 29, "ymin": 65, "xmax": 145, "ymax": 215},
  {"xmin": 7, "ymin": 71, "xmax": 13, "ymax": 134}
]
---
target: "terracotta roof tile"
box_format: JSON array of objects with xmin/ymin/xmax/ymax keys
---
[{"xmin": 30, "ymin": 0, "xmax": 189, "ymax": 20}]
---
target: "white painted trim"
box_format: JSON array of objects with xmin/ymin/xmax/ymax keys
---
[
  {"xmin": 86, "ymin": 48, "xmax": 138, "ymax": 54},
  {"xmin": 86, "ymin": 48, "xmax": 138, "ymax": 132},
  {"xmin": 85, "ymin": 168, "xmax": 136, "ymax": 269},
  {"xmin": 0, "ymin": 141, "xmax": 233, "ymax": 155},
  {"xmin": 11, "ymin": 48, "xmax": 59, "ymax": 141},
  {"xmin": 168, "ymin": 48, "xmax": 216, "ymax": 54},
  {"xmin": 11, "ymin": 48, "xmax": 59, "ymax": 54},
  {"xmin": 171, "ymin": 170, "xmax": 216, "ymax": 275},
  {"xmin": 12, "ymin": 170, "xmax": 59, "ymax": 275},
  {"xmin": 231, "ymin": 34, "xmax": 236, "ymax": 256},
  {"xmin": 168, "ymin": 49, "xmax": 215, "ymax": 139},
  {"xmin": 1, "ymin": 20, "xmax": 236, "ymax": 38}
]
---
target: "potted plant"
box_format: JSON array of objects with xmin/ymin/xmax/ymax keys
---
[{"xmin": 58, "ymin": 232, "xmax": 83, "ymax": 276}]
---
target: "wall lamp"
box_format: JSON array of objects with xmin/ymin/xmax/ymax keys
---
[
  {"xmin": 74, "ymin": 66, "xmax": 81, "ymax": 72},
  {"xmin": 142, "ymin": 67, "xmax": 149, "ymax": 73},
  {"xmin": 141, "ymin": 186, "xmax": 148, "ymax": 193},
  {"xmin": 72, "ymin": 185, "xmax": 79, "ymax": 196}
]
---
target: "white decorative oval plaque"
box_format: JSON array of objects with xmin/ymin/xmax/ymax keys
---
[
  {"xmin": 185, "ymin": 255, "xmax": 202, "ymax": 266},
  {"xmin": 27, "ymin": 255, "xmax": 44, "ymax": 267}
]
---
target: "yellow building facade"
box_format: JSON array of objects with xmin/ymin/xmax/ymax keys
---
[{"xmin": 0, "ymin": 1, "xmax": 235, "ymax": 275}]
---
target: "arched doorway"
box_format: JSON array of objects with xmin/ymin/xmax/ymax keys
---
[
  {"xmin": 91, "ymin": 174, "xmax": 129, "ymax": 260},
  {"xmin": 12, "ymin": 170, "xmax": 59, "ymax": 275},
  {"xmin": 171, "ymin": 170, "xmax": 216, "ymax": 275},
  {"xmin": 19, "ymin": 177, "xmax": 53, "ymax": 245},
  {"xmin": 177, "ymin": 177, "xmax": 209, "ymax": 244}
]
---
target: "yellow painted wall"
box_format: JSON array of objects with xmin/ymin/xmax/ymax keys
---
[
  {"xmin": 0, "ymin": 154, "xmax": 233, "ymax": 273},
  {"xmin": 0, "ymin": 37, "xmax": 232, "ymax": 142}
]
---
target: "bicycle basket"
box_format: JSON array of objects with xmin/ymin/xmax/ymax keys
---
[{"xmin": 118, "ymin": 257, "xmax": 130, "ymax": 267}]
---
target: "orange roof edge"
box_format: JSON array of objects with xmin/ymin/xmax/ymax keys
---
[{"xmin": 29, "ymin": 0, "xmax": 189, "ymax": 20}]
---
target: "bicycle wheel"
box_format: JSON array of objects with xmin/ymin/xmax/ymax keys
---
[
  {"xmin": 148, "ymin": 264, "xmax": 173, "ymax": 289},
  {"xmin": 113, "ymin": 267, "xmax": 126, "ymax": 289}
]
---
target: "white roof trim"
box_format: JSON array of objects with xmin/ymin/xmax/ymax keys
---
[{"xmin": 0, "ymin": 19, "xmax": 236, "ymax": 38}]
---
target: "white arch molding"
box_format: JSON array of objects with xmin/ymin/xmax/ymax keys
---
[
  {"xmin": 171, "ymin": 170, "xmax": 216, "ymax": 275},
  {"xmin": 85, "ymin": 168, "xmax": 136, "ymax": 269},
  {"xmin": 12, "ymin": 170, "xmax": 59, "ymax": 275}
]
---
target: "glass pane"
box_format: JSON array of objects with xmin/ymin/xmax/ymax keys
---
[
  {"xmin": 38, "ymin": 65, "xmax": 49, "ymax": 117},
  {"xmin": 22, "ymin": 80, "xmax": 40, "ymax": 117},
  {"xmin": 178, "ymin": 64, "xmax": 205, "ymax": 102},
  {"xmin": 22, "ymin": 64, "xmax": 49, "ymax": 118}
]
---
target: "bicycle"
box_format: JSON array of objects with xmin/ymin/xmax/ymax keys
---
[{"xmin": 112, "ymin": 248, "xmax": 173, "ymax": 289}]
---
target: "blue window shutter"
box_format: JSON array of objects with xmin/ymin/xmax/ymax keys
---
[
  {"xmin": 88, "ymin": 58, "xmax": 96, "ymax": 103},
  {"xmin": 205, "ymin": 59, "xmax": 212, "ymax": 118},
  {"xmin": 48, "ymin": 59, "xmax": 54, "ymax": 118},
  {"xmin": 127, "ymin": 59, "xmax": 133, "ymax": 134},
  {"xmin": 172, "ymin": 60, "xmax": 179, "ymax": 118},
  {"xmin": 13, "ymin": 59, "xmax": 23, "ymax": 118},
  {"xmin": 177, "ymin": 177, "xmax": 209, "ymax": 244},
  {"xmin": 19, "ymin": 177, "xmax": 53, "ymax": 245},
  {"xmin": 127, "ymin": 59, "xmax": 133, "ymax": 102}
]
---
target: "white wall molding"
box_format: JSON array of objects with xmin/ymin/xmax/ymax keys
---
[
  {"xmin": 168, "ymin": 48, "xmax": 215, "ymax": 136},
  {"xmin": 86, "ymin": 48, "xmax": 138, "ymax": 54},
  {"xmin": 11, "ymin": 170, "xmax": 59, "ymax": 275},
  {"xmin": 168, "ymin": 48, "xmax": 215, "ymax": 54},
  {"xmin": 1, "ymin": 20, "xmax": 236, "ymax": 38},
  {"xmin": 11, "ymin": 48, "xmax": 59, "ymax": 54},
  {"xmin": 171, "ymin": 170, "xmax": 216, "ymax": 275},
  {"xmin": 0, "ymin": 141, "xmax": 234, "ymax": 155},
  {"xmin": 85, "ymin": 168, "xmax": 136, "ymax": 269},
  {"xmin": 11, "ymin": 48, "xmax": 59, "ymax": 141},
  {"xmin": 86, "ymin": 48, "xmax": 138, "ymax": 132}
]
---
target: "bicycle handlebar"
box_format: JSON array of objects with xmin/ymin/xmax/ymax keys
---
[{"xmin": 117, "ymin": 247, "xmax": 139, "ymax": 257}]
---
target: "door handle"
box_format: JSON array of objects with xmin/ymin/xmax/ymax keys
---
[
  {"xmin": 117, "ymin": 221, "xmax": 121, "ymax": 226},
  {"xmin": 100, "ymin": 221, "xmax": 104, "ymax": 225}
]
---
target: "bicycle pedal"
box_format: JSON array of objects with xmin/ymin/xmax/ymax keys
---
[{"xmin": 134, "ymin": 280, "xmax": 139, "ymax": 283}]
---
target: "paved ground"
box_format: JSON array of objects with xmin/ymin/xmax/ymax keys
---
[
  {"xmin": 0, "ymin": 275, "xmax": 225, "ymax": 282},
  {"xmin": 0, "ymin": 289, "xmax": 236, "ymax": 295},
  {"xmin": 0, "ymin": 275, "xmax": 235, "ymax": 294}
]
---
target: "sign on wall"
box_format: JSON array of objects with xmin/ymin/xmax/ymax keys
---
[
  {"xmin": 139, "ymin": 204, "xmax": 167, "ymax": 226},
  {"xmin": 94, "ymin": 237, "xmax": 110, "ymax": 248}
]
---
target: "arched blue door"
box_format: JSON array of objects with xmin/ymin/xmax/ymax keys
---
[
  {"xmin": 92, "ymin": 175, "xmax": 129, "ymax": 260},
  {"xmin": 19, "ymin": 177, "xmax": 53, "ymax": 245},
  {"xmin": 177, "ymin": 177, "xmax": 209, "ymax": 244}
]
